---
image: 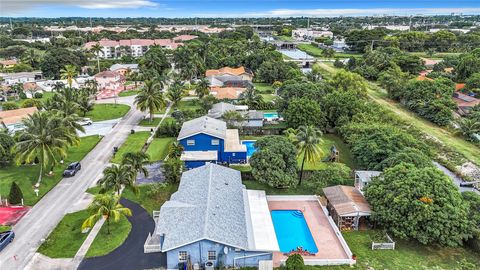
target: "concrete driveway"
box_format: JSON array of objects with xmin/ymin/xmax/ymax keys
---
[
  {"xmin": 78, "ymin": 199, "xmax": 166, "ymax": 270},
  {"xmin": 79, "ymin": 119, "xmax": 121, "ymax": 137}
]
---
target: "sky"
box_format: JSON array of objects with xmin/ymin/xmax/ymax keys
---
[{"xmin": 1, "ymin": 0, "xmax": 480, "ymax": 18}]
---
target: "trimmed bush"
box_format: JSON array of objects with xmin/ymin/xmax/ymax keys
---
[
  {"xmin": 1, "ymin": 102, "xmax": 19, "ymax": 111},
  {"xmin": 285, "ymin": 254, "xmax": 304, "ymax": 270},
  {"xmin": 34, "ymin": 92, "xmax": 43, "ymax": 99},
  {"xmin": 8, "ymin": 182, "xmax": 23, "ymax": 205}
]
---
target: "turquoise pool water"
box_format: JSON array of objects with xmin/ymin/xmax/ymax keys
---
[
  {"xmin": 263, "ymin": 112, "xmax": 279, "ymax": 119},
  {"xmin": 241, "ymin": 141, "xmax": 257, "ymax": 158},
  {"xmin": 271, "ymin": 210, "xmax": 318, "ymax": 253}
]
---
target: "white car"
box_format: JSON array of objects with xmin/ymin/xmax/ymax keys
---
[{"xmin": 77, "ymin": 118, "xmax": 93, "ymax": 126}]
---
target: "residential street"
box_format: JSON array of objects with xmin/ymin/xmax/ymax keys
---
[{"xmin": 0, "ymin": 96, "xmax": 144, "ymax": 270}]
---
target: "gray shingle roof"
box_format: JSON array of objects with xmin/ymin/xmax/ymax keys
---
[
  {"xmin": 208, "ymin": 102, "xmax": 237, "ymax": 118},
  {"xmin": 156, "ymin": 163, "xmax": 249, "ymax": 251},
  {"xmin": 177, "ymin": 116, "xmax": 227, "ymax": 140}
]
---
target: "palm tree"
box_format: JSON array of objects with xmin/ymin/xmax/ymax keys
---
[
  {"xmin": 195, "ymin": 78, "xmax": 210, "ymax": 98},
  {"xmin": 90, "ymin": 43, "xmax": 103, "ymax": 73},
  {"xmin": 78, "ymin": 93, "xmax": 94, "ymax": 116},
  {"xmin": 14, "ymin": 111, "xmax": 79, "ymax": 184},
  {"xmin": 82, "ymin": 194, "xmax": 132, "ymax": 235},
  {"xmin": 222, "ymin": 110, "xmax": 245, "ymax": 128},
  {"xmin": 240, "ymin": 86, "xmax": 263, "ymax": 108},
  {"xmin": 296, "ymin": 125, "xmax": 324, "ymax": 186},
  {"xmin": 60, "ymin": 65, "xmax": 77, "ymax": 88},
  {"xmin": 121, "ymin": 151, "xmax": 150, "ymax": 178},
  {"xmin": 52, "ymin": 81, "xmax": 65, "ymax": 92},
  {"xmin": 97, "ymin": 164, "xmax": 138, "ymax": 195},
  {"xmin": 21, "ymin": 49, "xmax": 40, "ymax": 68},
  {"xmin": 167, "ymin": 141, "xmax": 184, "ymax": 159},
  {"xmin": 458, "ymin": 118, "xmax": 480, "ymax": 142},
  {"xmin": 134, "ymin": 80, "xmax": 166, "ymax": 122},
  {"xmin": 166, "ymin": 84, "xmax": 186, "ymax": 108}
]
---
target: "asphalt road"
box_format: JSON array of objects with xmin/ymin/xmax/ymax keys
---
[
  {"xmin": 78, "ymin": 199, "xmax": 166, "ymax": 270},
  {"xmin": 0, "ymin": 96, "xmax": 144, "ymax": 270}
]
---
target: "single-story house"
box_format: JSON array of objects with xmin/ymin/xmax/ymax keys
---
[
  {"xmin": 0, "ymin": 71, "xmax": 43, "ymax": 85},
  {"xmin": 323, "ymin": 185, "xmax": 371, "ymax": 231},
  {"xmin": 0, "ymin": 59, "xmax": 18, "ymax": 69},
  {"xmin": 0, "ymin": 107, "xmax": 38, "ymax": 132},
  {"xmin": 145, "ymin": 163, "xmax": 279, "ymax": 270},
  {"xmin": 354, "ymin": 170, "xmax": 382, "ymax": 192},
  {"xmin": 109, "ymin": 63, "xmax": 139, "ymax": 75},
  {"xmin": 205, "ymin": 66, "xmax": 253, "ymax": 81},
  {"xmin": 209, "ymin": 87, "xmax": 245, "ymax": 100},
  {"xmin": 207, "ymin": 102, "xmax": 263, "ymax": 127},
  {"xmin": 178, "ymin": 116, "xmax": 247, "ymax": 168}
]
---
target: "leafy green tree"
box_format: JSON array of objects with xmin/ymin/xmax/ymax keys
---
[
  {"xmin": 456, "ymin": 49, "xmax": 480, "ymax": 81},
  {"xmin": 458, "ymin": 118, "xmax": 480, "ymax": 142},
  {"xmin": 1, "ymin": 102, "xmax": 19, "ymax": 111},
  {"xmin": 328, "ymin": 70, "xmax": 368, "ymax": 98},
  {"xmin": 345, "ymin": 28, "xmax": 386, "ymax": 52},
  {"xmin": 378, "ymin": 65, "xmax": 410, "ymax": 99},
  {"xmin": 97, "ymin": 164, "xmax": 138, "ymax": 195},
  {"xmin": 429, "ymin": 30, "xmax": 457, "ymax": 52},
  {"xmin": 296, "ymin": 126, "xmax": 323, "ymax": 185},
  {"xmin": 462, "ymin": 192, "xmax": 480, "ymax": 252},
  {"xmin": 284, "ymin": 98, "xmax": 326, "ymax": 129},
  {"xmin": 321, "ymin": 90, "xmax": 366, "ymax": 128},
  {"xmin": 82, "ymin": 194, "xmax": 132, "ymax": 235},
  {"xmin": 257, "ymin": 60, "xmax": 298, "ymax": 83},
  {"xmin": 135, "ymin": 80, "xmax": 166, "ymax": 122},
  {"xmin": 365, "ymin": 163, "xmax": 472, "ymax": 247},
  {"xmin": 285, "ymin": 254, "xmax": 304, "ymax": 270},
  {"xmin": 40, "ymin": 48, "xmax": 87, "ymax": 79},
  {"xmin": 140, "ymin": 46, "xmax": 171, "ymax": 76},
  {"xmin": 465, "ymin": 73, "xmax": 480, "ymax": 91},
  {"xmin": 21, "ymin": 49, "xmax": 41, "ymax": 69},
  {"xmin": 163, "ymin": 158, "xmax": 184, "ymax": 184},
  {"xmin": 8, "ymin": 182, "xmax": 23, "ymax": 205},
  {"xmin": 250, "ymin": 136, "xmax": 297, "ymax": 188},
  {"xmin": 306, "ymin": 163, "xmax": 352, "ymax": 194},
  {"xmin": 0, "ymin": 133, "xmax": 15, "ymax": 166},
  {"xmin": 379, "ymin": 147, "xmax": 433, "ymax": 169}
]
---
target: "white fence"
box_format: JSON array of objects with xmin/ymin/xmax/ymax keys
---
[
  {"xmin": 144, "ymin": 232, "xmax": 162, "ymax": 253},
  {"xmin": 372, "ymin": 234, "xmax": 395, "ymax": 250}
]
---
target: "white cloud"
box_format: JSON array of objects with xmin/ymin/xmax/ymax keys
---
[
  {"xmin": 195, "ymin": 7, "xmax": 480, "ymax": 18},
  {"xmin": 2, "ymin": 0, "xmax": 158, "ymax": 12}
]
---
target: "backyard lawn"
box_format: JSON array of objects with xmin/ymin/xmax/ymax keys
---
[
  {"xmin": 84, "ymin": 104, "xmax": 130, "ymax": 122},
  {"xmin": 38, "ymin": 210, "xmax": 91, "ymax": 258},
  {"xmin": 315, "ymin": 230, "xmax": 480, "ymax": 270},
  {"xmin": 85, "ymin": 215, "xmax": 131, "ymax": 258},
  {"xmin": 111, "ymin": 131, "xmax": 150, "ymax": 164},
  {"xmin": 297, "ymin": 44, "xmax": 362, "ymax": 59},
  {"xmin": 146, "ymin": 137, "xmax": 175, "ymax": 161},
  {"xmin": 122, "ymin": 183, "xmax": 178, "ymax": 215},
  {"xmin": 254, "ymin": 82, "xmax": 274, "ymax": 93},
  {"xmin": 0, "ymin": 135, "xmax": 101, "ymax": 205},
  {"xmin": 139, "ymin": 117, "xmax": 162, "ymax": 127},
  {"xmin": 176, "ymin": 99, "xmax": 202, "ymax": 111}
]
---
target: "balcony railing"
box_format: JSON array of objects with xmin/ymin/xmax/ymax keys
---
[{"xmin": 144, "ymin": 232, "xmax": 162, "ymax": 253}]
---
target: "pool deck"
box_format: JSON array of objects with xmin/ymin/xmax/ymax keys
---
[{"xmin": 267, "ymin": 196, "xmax": 353, "ymax": 267}]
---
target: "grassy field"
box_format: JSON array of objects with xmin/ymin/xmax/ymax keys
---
[
  {"xmin": 122, "ymin": 183, "xmax": 178, "ymax": 215},
  {"xmin": 297, "ymin": 44, "xmax": 361, "ymax": 59},
  {"xmin": 0, "ymin": 136, "xmax": 101, "ymax": 205},
  {"xmin": 254, "ymin": 82, "xmax": 274, "ymax": 93},
  {"xmin": 111, "ymin": 131, "xmax": 150, "ymax": 164},
  {"xmin": 84, "ymin": 104, "xmax": 130, "ymax": 122},
  {"xmin": 8, "ymin": 92, "xmax": 55, "ymax": 107},
  {"xmin": 0, "ymin": 225, "xmax": 11, "ymax": 232},
  {"xmin": 139, "ymin": 117, "xmax": 162, "ymax": 127},
  {"xmin": 316, "ymin": 62, "xmax": 480, "ymax": 166},
  {"xmin": 118, "ymin": 90, "xmax": 139, "ymax": 97},
  {"xmin": 85, "ymin": 215, "xmax": 131, "ymax": 258},
  {"xmin": 315, "ymin": 231, "xmax": 480, "ymax": 270},
  {"xmin": 176, "ymin": 99, "xmax": 202, "ymax": 111},
  {"xmin": 38, "ymin": 210, "xmax": 90, "ymax": 258},
  {"xmin": 146, "ymin": 137, "xmax": 175, "ymax": 161}
]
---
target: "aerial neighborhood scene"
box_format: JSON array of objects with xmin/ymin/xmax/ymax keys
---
[{"xmin": 1, "ymin": 1, "xmax": 480, "ymax": 270}]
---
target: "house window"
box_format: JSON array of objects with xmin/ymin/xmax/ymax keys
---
[
  {"xmin": 187, "ymin": 140, "xmax": 195, "ymax": 146},
  {"xmin": 232, "ymin": 153, "xmax": 236, "ymax": 157},
  {"xmin": 208, "ymin": 251, "xmax": 216, "ymax": 260},
  {"xmin": 211, "ymin": 139, "xmax": 219, "ymax": 146},
  {"xmin": 179, "ymin": 251, "xmax": 188, "ymax": 262}
]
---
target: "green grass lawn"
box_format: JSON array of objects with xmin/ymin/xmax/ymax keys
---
[
  {"xmin": 84, "ymin": 104, "xmax": 130, "ymax": 122},
  {"xmin": 118, "ymin": 90, "xmax": 139, "ymax": 97},
  {"xmin": 315, "ymin": 230, "xmax": 480, "ymax": 270},
  {"xmin": 85, "ymin": 215, "xmax": 131, "ymax": 258},
  {"xmin": 146, "ymin": 137, "xmax": 175, "ymax": 161},
  {"xmin": 111, "ymin": 131, "xmax": 150, "ymax": 164},
  {"xmin": 297, "ymin": 44, "xmax": 362, "ymax": 59},
  {"xmin": 261, "ymin": 94, "xmax": 277, "ymax": 103},
  {"xmin": 122, "ymin": 183, "xmax": 178, "ymax": 215},
  {"xmin": 0, "ymin": 136, "xmax": 101, "ymax": 205},
  {"xmin": 254, "ymin": 82, "xmax": 274, "ymax": 94},
  {"xmin": 0, "ymin": 225, "xmax": 11, "ymax": 232},
  {"xmin": 38, "ymin": 210, "xmax": 90, "ymax": 258},
  {"xmin": 175, "ymin": 99, "xmax": 202, "ymax": 111},
  {"xmin": 139, "ymin": 117, "xmax": 162, "ymax": 127}
]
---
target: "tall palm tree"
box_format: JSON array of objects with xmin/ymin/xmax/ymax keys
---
[
  {"xmin": 60, "ymin": 65, "xmax": 77, "ymax": 88},
  {"xmin": 166, "ymin": 84, "xmax": 186, "ymax": 108},
  {"xmin": 97, "ymin": 164, "xmax": 138, "ymax": 195},
  {"xmin": 21, "ymin": 49, "xmax": 40, "ymax": 68},
  {"xmin": 14, "ymin": 111, "xmax": 79, "ymax": 184},
  {"xmin": 90, "ymin": 43, "xmax": 103, "ymax": 73},
  {"xmin": 82, "ymin": 194, "xmax": 132, "ymax": 235},
  {"xmin": 134, "ymin": 80, "xmax": 166, "ymax": 122},
  {"xmin": 52, "ymin": 81, "xmax": 65, "ymax": 92},
  {"xmin": 167, "ymin": 141, "xmax": 184, "ymax": 159},
  {"xmin": 458, "ymin": 118, "xmax": 480, "ymax": 142},
  {"xmin": 240, "ymin": 86, "xmax": 263, "ymax": 108},
  {"xmin": 121, "ymin": 151, "xmax": 150, "ymax": 178},
  {"xmin": 195, "ymin": 78, "xmax": 210, "ymax": 98},
  {"xmin": 296, "ymin": 125, "xmax": 324, "ymax": 186}
]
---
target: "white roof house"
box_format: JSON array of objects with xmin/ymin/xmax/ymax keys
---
[{"xmin": 354, "ymin": 170, "xmax": 382, "ymax": 192}]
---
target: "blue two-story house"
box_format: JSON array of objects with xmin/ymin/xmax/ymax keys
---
[
  {"xmin": 144, "ymin": 164, "xmax": 279, "ymax": 270},
  {"xmin": 177, "ymin": 116, "xmax": 247, "ymax": 169}
]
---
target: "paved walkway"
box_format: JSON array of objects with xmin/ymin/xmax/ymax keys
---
[
  {"xmin": 78, "ymin": 199, "xmax": 166, "ymax": 270},
  {"xmin": 0, "ymin": 96, "xmax": 145, "ymax": 270}
]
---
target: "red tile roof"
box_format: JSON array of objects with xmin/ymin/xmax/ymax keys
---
[{"xmin": 206, "ymin": 67, "xmax": 250, "ymax": 77}]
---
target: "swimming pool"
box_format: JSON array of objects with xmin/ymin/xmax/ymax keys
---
[
  {"xmin": 264, "ymin": 112, "xmax": 279, "ymax": 120},
  {"xmin": 241, "ymin": 141, "xmax": 257, "ymax": 158},
  {"xmin": 271, "ymin": 210, "xmax": 318, "ymax": 253}
]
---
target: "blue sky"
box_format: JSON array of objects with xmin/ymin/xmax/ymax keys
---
[{"xmin": 2, "ymin": 0, "xmax": 480, "ymax": 18}]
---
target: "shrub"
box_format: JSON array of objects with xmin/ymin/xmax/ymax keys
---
[
  {"xmin": 306, "ymin": 163, "xmax": 353, "ymax": 194},
  {"xmin": 285, "ymin": 254, "xmax": 304, "ymax": 270},
  {"xmin": 0, "ymin": 133, "xmax": 15, "ymax": 166},
  {"xmin": 155, "ymin": 120, "xmax": 180, "ymax": 138},
  {"xmin": 1, "ymin": 102, "xmax": 19, "ymax": 111},
  {"xmin": 162, "ymin": 158, "xmax": 184, "ymax": 184},
  {"xmin": 8, "ymin": 182, "xmax": 23, "ymax": 205},
  {"xmin": 21, "ymin": 99, "xmax": 42, "ymax": 108},
  {"xmin": 34, "ymin": 92, "xmax": 43, "ymax": 99},
  {"xmin": 19, "ymin": 92, "xmax": 27, "ymax": 99}
]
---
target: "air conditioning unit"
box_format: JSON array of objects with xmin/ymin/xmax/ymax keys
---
[{"xmin": 205, "ymin": 261, "xmax": 215, "ymax": 270}]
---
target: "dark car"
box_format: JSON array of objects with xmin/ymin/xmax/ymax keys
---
[
  {"xmin": 63, "ymin": 162, "xmax": 81, "ymax": 177},
  {"xmin": 0, "ymin": 231, "xmax": 15, "ymax": 252}
]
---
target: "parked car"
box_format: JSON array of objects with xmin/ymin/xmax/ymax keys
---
[
  {"xmin": 77, "ymin": 118, "xmax": 93, "ymax": 126},
  {"xmin": 0, "ymin": 231, "xmax": 15, "ymax": 252},
  {"xmin": 63, "ymin": 162, "xmax": 81, "ymax": 177}
]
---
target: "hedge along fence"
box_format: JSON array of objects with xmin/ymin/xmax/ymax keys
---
[
  {"xmin": 239, "ymin": 125, "xmax": 286, "ymax": 136},
  {"xmin": 241, "ymin": 170, "xmax": 317, "ymax": 181}
]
